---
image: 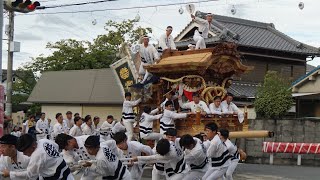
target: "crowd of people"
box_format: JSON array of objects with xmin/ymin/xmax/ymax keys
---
[
  {"xmin": 137, "ymin": 13, "xmax": 214, "ymax": 86},
  {"xmin": 0, "ymin": 13, "xmax": 246, "ymax": 180},
  {"xmin": 0, "ymin": 89, "xmax": 243, "ymax": 180}
]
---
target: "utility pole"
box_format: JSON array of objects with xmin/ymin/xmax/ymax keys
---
[
  {"xmin": 5, "ymin": 10, "xmax": 14, "ymax": 117},
  {"xmin": 0, "ymin": 0, "xmax": 4, "ymax": 137},
  {"xmin": 0, "ymin": 0, "xmax": 3, "ymax": 82}
]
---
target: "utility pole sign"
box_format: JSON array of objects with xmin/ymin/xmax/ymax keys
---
[{"xmin": 2, "ymin": 0, "xmax": 40, "ymax": 119}]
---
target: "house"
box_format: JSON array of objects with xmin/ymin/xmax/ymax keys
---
[
  {"xmin": 1, "ymin": 69, "xmax": 33, "ymax": 125},
  {"xmin": 306, "ymin": 64, "xmax": 316, "ymax": 74},
  {"xmin": 28, "ymin": 13, "xmax": 320, "ymax": 121},
  {"xmin": 292, "ymin": 66, "xmax": 320, "ymax": 117},
  {"xmin": 174, "ymin": 11, "xmax": 320, "ymax": 99},
  {"xmin": 1, "ymin": 69, "xmax": 18, "ymax": 96},
  {"xmin": 27, "ymin": 69, "xmax": 124, "ymax": 121}
]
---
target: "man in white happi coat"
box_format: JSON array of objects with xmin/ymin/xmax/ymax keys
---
[
  {"xmin": 178, "ymin": 92, "xmax": 210, "ymax": 114},
  {"xmin": 160, "ymin": 101, "xmax": 191, "ymax": 134},
  {"xmin": 202, "ymin": 123, "xmax": 231, "ymax": 180},
  {"xmin": 150, "ymin": 128, "xmax": 180, "ymax": 180},
  {"xmin": 55, "ymin": 134, "xmax": 97, "ymax": 180},
  {"xmin": 133, "ymin": 138, "xmax": 188, "ymax": 180},
  {"xmin": 159, "ymin": 26, "xmax": 176, "ymax": 51},
  {"xmin": 155, "ymin": 128, "xmax": 186, "ymax": 180},
  {"xmin": 209, "ymin": 96, "xmax": 224, "ymax": 115},
  {"xmin": 139, "ymin": 106, "xmax": 163, "ymax": 143},
  {"xmin": 36, "ymin": 112, "xmax": 50, "ymax": 141},
  {"xmin": 122, "ymin": 92, "xmax": 142, "ymax": 141},
  {"xmin": 187, "ymin": 43, "xmax": 196, "ymax": 51},
  {"xmin": 221, "ymin": 93, "xmax": 244, "ymax": 123},
  {"xmin": 100, "ymin": 115, "xmax": 116, "ymax": 141},
  {"xmin": 179, "ymin": 134, "xmax": 209, "ymax": 180},
  {"xmin": 113, "ymin": 132, "xmax": 153, "ymax": 180},
  {"xmin": 0, "ymin": 134, "xmax": 34, "ymax": 180},
  {"xmin": 83, "ymin": 136, "xmax": 131, "ymax": 180},
  {"xmin": 92, "ymin": 116, "xmax": 101, "ymax": 136},
  {"xmin": 3, "ymin": 134, "xmax": 73, "ymax": 180},
  {"xmin": 219, "ymin": 129, "xmax": 240, "ymax": 180},
  {"xmin": 160, "ymin": 89, "xmax": 178, "ymax": 111},
  {"xmin": 191, "ymin": 13, "xmax": 213, "ymax": 49},
  {"xmin": 53, "ymin": 113, "xmax": 69, "ymax": 140},
  {"xmin": 112, "ymin": 119, "xmax": 127, "ymax": 136},
  {"xmin": 139, "ymin": 35, "xmax": 160, "ymax": 84},
  {"xmin": 69, "ymin": 116, "xmax": 83, "ymax": 137},
  {"xmin": 64, "ymin": 111, "xmax": 74, "ymax": 130},
  {"xmin": 82, "ymin": 115, "xmax": 94, "ymax": 135}
]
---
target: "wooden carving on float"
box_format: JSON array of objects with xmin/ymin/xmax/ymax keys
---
[
  {"xmin": 131, "ymin": 42, "xmax": 272, "ymax": 137},
  {"xmin": 144, "ymin": 42, "xmax": 254, "ymax": 104}
]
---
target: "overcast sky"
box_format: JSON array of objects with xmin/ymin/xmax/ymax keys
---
[{"xmin": 2, "ymin": 0, "xmax": 320, "ymax": 70}]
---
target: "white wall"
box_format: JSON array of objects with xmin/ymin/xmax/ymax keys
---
[
  {"xmin": 239, "ymin": 107, "xmax": 257, "ymax": 120},
  {"xmin": 41, "ymin": 104, "xmax": 122, "ymax": 125},
  {"xmin": 41, "ymin": 104, "xmax": 82, "ymax": 124},
  {"xmin": 82, "ymin": 105, "xmax": 122, "ymax": 122}
]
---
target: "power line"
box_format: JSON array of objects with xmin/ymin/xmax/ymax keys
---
[
  {"xmin": 19, "ymin": 0, "xmax": 219, "ymax": 16},
  {"xmin": 37, "ymin": 0, "xmax": 117, "ymax": 10}
]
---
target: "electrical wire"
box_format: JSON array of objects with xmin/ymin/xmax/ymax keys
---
[
  {"xmin": 19, "ymin": 0, "xmax": 219, "ymax": 15},
  {"xmin": 37, "ymin": 0, "xmax": 117, "ymax": 9}
]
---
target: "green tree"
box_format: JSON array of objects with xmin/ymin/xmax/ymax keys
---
[
  {"xmin": 254, "ymin": 71, "xmax": 293, "ymax": 119},
  {"xmin": 14, "ymin": 19, "xmax": 152, "ymax": 114},
  {"xmin": 12, "ymin": 69, "xmax": 39, "ymax": 114},
  {"xmin": 23, "ymin": 19, "xmax": 152, "ymax": 73}
]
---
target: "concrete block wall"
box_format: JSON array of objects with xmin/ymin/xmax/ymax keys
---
[{"xmin": 242, "ymin": 118, "xmax": 320, "ymax": 166}]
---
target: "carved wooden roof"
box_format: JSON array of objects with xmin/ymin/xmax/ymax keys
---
[{"xmin": 144, "ymin": 42, "xmax": 254, "ymax": 77}]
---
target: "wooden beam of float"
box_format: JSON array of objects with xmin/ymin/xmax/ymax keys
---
[
  {"xmin": 229, "ymin": 130, "xmax": 274, "ymax": 139},
  {"xmin": 144, "ymin": 43, "xmax": 254, "ymax": 77}
]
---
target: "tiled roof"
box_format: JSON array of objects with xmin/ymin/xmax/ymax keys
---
[
  {"xmin": 227, "ymin": 81, "xmax": 260, "ymax": 98},
  {"xmin": 175, "ymin": 11, "xmax": 320, "ymax": 56},
  {"xmin": 28, "ymin": 69, "xmax": 123, "ymax": 104},
  {"xmin": 292, "ymin": 65, "xmax": 320, "ymax": 86},
  {"xmin": 306, "ymin": 64, "xmax": 316, "ymax": 74}
]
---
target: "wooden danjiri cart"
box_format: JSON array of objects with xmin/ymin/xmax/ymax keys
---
[{"xmin": 112, "ymin": 42, "xmax": 274, "ymax": 140}]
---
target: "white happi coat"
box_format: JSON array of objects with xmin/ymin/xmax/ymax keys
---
[
  {"xmin": 36, "ymin": 118, "xmax": 50, "ymax": 138},
  {"xmin": 207, "ymin": 135, "xmax": 231, "ymax": 168},
  {"xmin": 137, "ymin": 141, "xmax": 187, "ymax": 179},
  {"xmin": 69, "ymin": 125, "xmax": 83, "ymax": 137},
  {"xmin": 224, "ymin": 139, "xmax": 239, "ymax": 161},
  {"xmin": 160, "ymin": 109, "xmax": 187, "ymax": 134},
  {"xmin": 82, "ymin": 124, "xmax": 93, "ymax": 135},
  {"xmin": 10, "ymin": 139, "xmax": 73, "ymax": 180},
  {"xmin": 184, "ymin": 138, "xmax": 209, "ymax": 173},
  {"xmin": 112, "ymin": 122, "xmax": 126, "ymax": 135},
  {"xmin": 92, "ymin": 123, "xmax": 101, "ymax": 136},
  {"xmin": 0, "ymin": 151, "xmax": 32, "ymax": 180},
  {"xmin": 209, "ymin": 103, "xmax": 223, "ymax": 115},
  {"xmin": 53, "ymin": 122, "xmax": 69, "ymax": 139},
  {"xmin": 139, "ymin": 108, "xmax": 162, "ymax": 138},
  {"xmin": 138, "ymin": 44, "xmax": 159, "ymax": 73},
  {"xmin": 193, "ymin": 17, "xmax": 211, "ymax": 38},
  {"xmin": 118, "ymin": 141, "xmax": 153, "ymax": 180},
  {"xmin": 159, "ymin": 34, "xmax": 176, "ymax": 50},
  {"xmin": 160, "ymin": 95, "xmax": 178, "ymax": 111},
  {"xmin": 221, "ymin": 100, "xmax": 244, "ymax": 123},
  {"xmin": 85, "ymin": 145, "xmax": 131, "ymax": 180},
  {"xmin": 100, "ymin": 121, "xmax": 116, "ymax": 141},
  {"xmin": 61, "ymin": 135, "xmax": 93, "ymax": 164},
  {"xmin": 179, "ymin": 100, "xmax": 210, "ymax": 114},
  {"xmin": 122, "ymin": 98, "xmax": 142, "ymax": 123},
  {"xmin": 64, "ymin": 119, "xmax": 74, "ymax": 130}
]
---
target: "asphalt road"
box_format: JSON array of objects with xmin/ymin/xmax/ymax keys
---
[{"xmin": 142, "ymin": 163, "xmax": 320, "ymax": 180}]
